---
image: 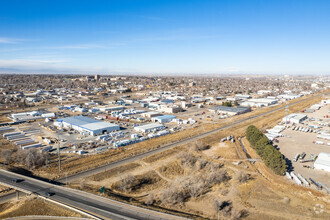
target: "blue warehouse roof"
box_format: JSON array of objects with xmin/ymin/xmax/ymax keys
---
[{"xmin": 153, "ymin": 115, "xmax": 176, "ymax": 120}]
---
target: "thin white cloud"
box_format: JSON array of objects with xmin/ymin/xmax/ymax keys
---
[{"xmin": 0, "ymin": 37, "xmax": 27, "ymax": 44}]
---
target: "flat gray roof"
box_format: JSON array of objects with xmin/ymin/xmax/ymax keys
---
[
  {"xmin": 135, "ymin": 123, "xmax": 165, "ymax": 130},
  {"xmin": 57, "ymin": 116, "xmax": 119, "ymax": 131},
  {"xmin": 210, "ymin": 106, "xmax": 250, "ymax": 113}
]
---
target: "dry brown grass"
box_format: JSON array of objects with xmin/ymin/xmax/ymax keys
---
[
  {"xmin": 0, "ymin": 116, "xmax": 12, "ymax": 123},
  {"xmin": 143, "ymin": 145, "xmax": 185, "ymax": 164},
  {"xmin": 158, "ymin": 161, "xmax": 184, "ymax": 179},
  {"xmin": 58, "ymin": 93, "xmax": 330, "ymax": 220},
  {"xmin": 112, "ymin": 170, "xmax": 167, "ymax": 194},
  {"xmin": 0, "ymin": 196, "xmax": 83, "ymax": 219},
  {"xmin": 24, "ymin": 92, "xmax": 328, "ymax": 180},
  {"xmin": 89, "ymin": 163, "xmax": 141, "ymax": 181}
]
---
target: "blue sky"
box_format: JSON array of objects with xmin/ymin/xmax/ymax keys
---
[{"xmin": 0, "ymin": 0, "xmax": 330, "ymax": 75}]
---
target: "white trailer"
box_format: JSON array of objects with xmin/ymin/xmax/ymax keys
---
[
  {"xmin": 297, "ymin": 174, "xmax": 310, "ymax": 186},
  {"xmin": 290, "ymin": 172, "xmax": 302, "ymax": 185},
  {"xmin": 285, "ymin": 172, "xmax": 292, "ymax": 180},
  {"xmin": 22, "ymin": 143, "xmax": 43, "ymax": 150},
  {"xmin": 3, "ymin": 132, "xmax": 21, "ymax": 137},
  {"xmin": 293, "ymin": 153, "xmax": 300, "ymax": 162}
]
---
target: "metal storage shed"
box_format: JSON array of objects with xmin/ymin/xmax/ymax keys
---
[{"xmin": 314, "ymin": 152, "xmax": 330, "ymax": 172}]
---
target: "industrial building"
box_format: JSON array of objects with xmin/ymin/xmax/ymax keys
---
[
  {"xmin": 159, "ymin": 105, "xmax": 183, "ymax": 113},
  {"xmin": 241, "ymin": 98, "xmax": 278, "ymax": 107},
  {"xmin": 209, "ymin": 106, "xmax": 251, "ymax": 116},
  {"xmin": 54, "ymin": 116, "xmax": 120, "ymax": 136},
  {"xmin": 277, "ymin": 94, "xmax": 302, "ymax": 100},
  {"xmin": 11, "ymin": 111, "xmax": 55, "ymax": 121},
  {"xmin": 99, "ymin": 106, "xmax": 125, "ymax": 112},
  {"xmin": 152, "ymin": 115, "xmax": 176, "ymax": 123},
  {"xmin": 282, "ymin": 113, "xmax": 307, "ymax": 124},
  {"xmin": 314, "ymin": 152, "xmax": 330, "ymax": 172},
  {"xmin": 141, "ymin": 111, "xmax": 162, "ymax": 118},
  {"xmin": 134, "ymin": 123, "xmax": 165, "ymax": 133}
]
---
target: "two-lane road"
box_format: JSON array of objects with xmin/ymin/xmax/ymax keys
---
[{"xmin": 61, "ymin": 92, "xmax": 328, "ymax": 183}]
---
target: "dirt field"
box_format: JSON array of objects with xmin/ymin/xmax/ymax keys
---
[
  {"xmin": 67, "ymin": 94, "xmax": 330, "ymax": 219},
  {"xmin": 75, "ymin": 138, "xmax": 330, "ymax": 219},
  {"xmin": 0, "ymin": 196, "xmax": 83, "ymax": 219}
]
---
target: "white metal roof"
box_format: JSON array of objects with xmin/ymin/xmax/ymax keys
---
[
  {"xmin": 135, "ymin": 123, "xmax": 164, "ymax": 130},
  {"xmin": 314, "ymin": 152, "xmax": 330, "ymax": 171},
  {"xmin": 82, "ymin": 122, "xmax": 119, "ymax": 131}
]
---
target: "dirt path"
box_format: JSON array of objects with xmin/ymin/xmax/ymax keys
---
[{"xmin": 86, "ymin": 155, "xmax": 177, "ymax": 187}]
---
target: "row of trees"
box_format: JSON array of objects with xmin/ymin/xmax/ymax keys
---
[
  {"xmin": 246, "ymin": 125, "xmax": 287, "ymax": 175},
  {"xmin": 222, "ymin": 101, "xmax": 239, "ymax": 107}
]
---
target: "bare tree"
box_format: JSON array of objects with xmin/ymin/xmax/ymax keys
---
[
  {"xmin": 161, "ymin": 185, "xmax": 185, "ymax": 205},
  {"xmin": 116, "ymin": 174, "xmax": 146, "ymax": 193},
  {"xmin": 193, "ymin": 141, "xmax": 209, "ymax": 151},
  {"xmin": 236, "ymin": 171, "xmax": 251, "ymax": 183},
  {"xmin": 145, "ymin": 193, "xmax": 155, "ymax": 206},
  {"xmin": 2, "ymin": 150, "xmax": 13, "ymax": 163}
]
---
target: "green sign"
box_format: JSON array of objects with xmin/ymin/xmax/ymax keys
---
[{"xmin": 100, "ymin": 186, "xmax": 105, "ymax": 193}]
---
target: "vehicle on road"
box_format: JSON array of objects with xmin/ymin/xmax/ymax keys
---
[
  {"xmin": 12, "ymin": 179, "xmax": 24, "ymax": 183},
  {"xmin": 45, "ymin": 192, "xmax": 55, "ymax": 196}
]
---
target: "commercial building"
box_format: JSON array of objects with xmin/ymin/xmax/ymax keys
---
[
  {"xmin": 241, "ymin": 98, "xmax": 278, "ymax": 107},
  {"xmin": 11, "ymin": 111, "xmax": 55, "ymax": 122},
  {"xmin": 235, "ymin": 94, "xmax": 251, "ymax": 100},
  {"xmin": 99, "ymin": 106, "xmax": 125, "ymax": 112},
  {"xmin": 141, "ymin": 111, "xmax": 162, "ymax": 118},
  {"xmin": 159, "ymin": 105, "xmax": 183, "ymax": 113},
  {"xmin": 55, "ymin": 116, "xmax": 120, "ymax": 136},
  {"xmin": 282, "ymin": 114, "xmax": 307, "ymax": 124},
  {"xmin": 209, "ymin": 106, "xmax": 251, "ymax": 116},
  {"xmin": 134, "ymin": 123, "xmax": 165, "ymax": 133},
  {"xmin": 277, "ymin": 94, "xmax": 302, "ymax": 100},
  {"xmin": 314, "ymin": 152, "xmax": 330, "ymax": 172},
  {"xmin": 152, "ymin": 115, "xmax": 176, "ymax": 123}
]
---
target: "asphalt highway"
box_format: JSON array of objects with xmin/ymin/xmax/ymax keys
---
[
  {"xmin": 60, "ymin": 92, "xmax": 327, "ymax": 183},
  {"xmin": 0, "ymin": 170, "xmax": 186, "ymax": 220},
  {"xmin": 0, "ymin": 93, "xmax": 326, "ymax": 219}
]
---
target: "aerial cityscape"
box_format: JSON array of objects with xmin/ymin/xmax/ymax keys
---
[{"xmin": 0, "ymin": 1, "xmax": 329, "ymax": 220}]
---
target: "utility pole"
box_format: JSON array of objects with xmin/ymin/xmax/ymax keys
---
[{"xmin": 57, "ymin": 132, "xmax": 61, "ymax": 173}]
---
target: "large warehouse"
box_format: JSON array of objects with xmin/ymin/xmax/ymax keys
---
[
  {"xmin": 314, "ymin": 152, "xmax": 330, "ymax": 172},
  {"xmin": 209, "ymin": 106, "xmax": 251, "ymax": 116},
  {"xmin": 55, "ymin": 116, "xmax": 120, "ymax": 136},
  {"xmin": 134, "ymin": 123, "xmax": 165, "ymax": 133},
  {"xmin": 282, "ymin": 113, "xmax": 307, "ymax": 124}
]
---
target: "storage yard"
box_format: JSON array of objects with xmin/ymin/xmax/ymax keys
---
[{"xmin": 272, "ymin": 100, "xmax": 330, "ymax": 190}]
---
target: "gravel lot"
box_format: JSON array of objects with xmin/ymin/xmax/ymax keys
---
[{"xmin": 277, "ymin": 105, "xmax": 330, "ymax": 186}]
